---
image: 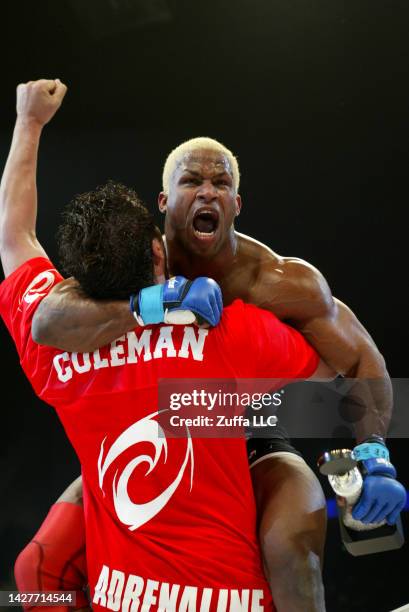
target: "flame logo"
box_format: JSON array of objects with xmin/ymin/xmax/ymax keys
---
[
  {"xmin": 21, "ymin": 270, "xmax": 56, "ymax": 305},
  {"xmin": 98, "ymin": 410, "xmax": 194, "ymax": 531}
]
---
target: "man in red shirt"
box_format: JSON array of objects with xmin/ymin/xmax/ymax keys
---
[{"xmin": 0, "ymin": 80, "xmax": 333, "ymax": 611}]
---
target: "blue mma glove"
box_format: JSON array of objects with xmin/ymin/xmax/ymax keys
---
[
  {"xmin": 130, "ymin": 276, "xmax": 223, "ymax": 327},
  {"xmin": 352, "ymin": 439, "xmax": 406, "ymax": 525}
]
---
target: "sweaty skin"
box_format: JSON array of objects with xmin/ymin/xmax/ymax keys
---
[
  {"xmin": 34, "ymin": 152, "xmax": 391, "ymax": 441},
  {"xmin": 171, "ymin": 230, "xmax": 391, "ymax": 441},
  {"xmin": 32, "ymin": 149, "xmax": 391, "ymax": 612}
]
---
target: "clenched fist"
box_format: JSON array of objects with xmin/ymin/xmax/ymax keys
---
[{"xmin": 16, "ymin": 79, "xmax": 67, "ymax": 127}]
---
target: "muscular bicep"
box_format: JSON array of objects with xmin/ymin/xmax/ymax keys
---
[
  {"xmin": 253, "ymin": 257, "xmax": 390, "ymax": 438},
  {"xmin": 256, "ymin": 259, "xmax": 387, "ymax": 379},
  {"xmin": 32, "ymin": 278, "xmax": 136, "ymax": 352}
]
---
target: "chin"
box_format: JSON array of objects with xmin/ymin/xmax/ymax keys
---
[{"xmin": 188, "ymin": 243, "xmax": 216, "ymax": 258}]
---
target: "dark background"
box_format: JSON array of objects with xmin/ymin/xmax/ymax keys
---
[{"xmin": 0, "ymin": 1, "xmax": 408, "ymax": 610}]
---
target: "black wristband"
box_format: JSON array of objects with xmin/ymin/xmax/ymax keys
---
[{"xmin": 361, "ymin": 435, "xmax": 386, "ymax": 447}]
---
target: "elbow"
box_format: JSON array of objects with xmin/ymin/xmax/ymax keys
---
[
  {"xmin": 310, "ymin": 359, "xmax": 338, "ymax": 381},
  {"xmin": 31, "ymin": 299, "xmax": 59, "ymax": 346},
  {"xmin": 32, "ymin": 304, "xmax": 90, "ymax": 352},
  {"xmin": 31, "ymin": 309, "xmax": 51, "ymax": 345},
  {"xmin": 350, "ymin": 341, "xmax": 389, "ymax": 380}
]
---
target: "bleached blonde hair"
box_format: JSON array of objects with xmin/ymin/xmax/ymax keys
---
[{"xmin": 162, "ymin": 137, "xmax": 240, "ymax": 194}]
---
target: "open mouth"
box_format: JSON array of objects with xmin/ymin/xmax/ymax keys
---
[{"xmin": 192, "ymin": 209, "xmax": 219, "ymax": 237}]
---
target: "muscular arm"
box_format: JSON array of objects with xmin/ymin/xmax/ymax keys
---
[
  {"xmin": 33, "ymin": 245, "xmax": 391, "ymax": 440},
  {"xmin": 0, "ymin": 80, "xmax": 67, "ymax": 277},
  {"xmin": 303, "ymin": 297, "xmax": 391, "ymax": 441},
  {"xmin": 255, "ymin": 258, "xmax": 392, "ymax": 440},
  {"xmin": 33, "ymin": 278, "xmax": 136, "ymax": 351},
  {"xmin": 0, "ymin": 115, "xmax": 47, "ymax": 276}
]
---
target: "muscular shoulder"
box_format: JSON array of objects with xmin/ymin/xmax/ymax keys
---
[{"xmin": 236, "ymin": 234, "xmax": 334, "ymax": 322}]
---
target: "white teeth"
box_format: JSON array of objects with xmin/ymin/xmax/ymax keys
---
[{"xmin": 194, "ymin": 230, "xmax": 215, "ymax": 237}]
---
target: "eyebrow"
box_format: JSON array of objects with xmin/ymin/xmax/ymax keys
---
[{"xmin": 181, "ymin": 169, "xmax": 232, "ymax": 179}]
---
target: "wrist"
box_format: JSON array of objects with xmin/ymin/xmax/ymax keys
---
[
  {"xmin": 130, "ymin": 284, "xmax": 165, "ymax": 326},
  {"xmin": 353, "ymin": 438, "xmax": 396, "ymax": 479},
  {"xmin": 361, "ymin": 435, "xmax": 386, "ymax": 446},
  {"xmin": 15, "ymin": 116, "xmax": 44, "ymax": 134},
  {"xmin": 353, "ymin": 440, "xmax": 389, "ymax": 462}
]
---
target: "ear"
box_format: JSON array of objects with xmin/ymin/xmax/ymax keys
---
[
  {"xmin": 235, "ymin": 194, "xmax": 242, "ymax": 217},
  {"xmin": 158, "ymin": 192, "xmax": 168, "ymax": 213},
  {"xmin": 152, "ymin": 237, "xmax": 166, "ymax": 283}
]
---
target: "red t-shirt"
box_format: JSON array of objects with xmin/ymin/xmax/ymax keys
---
[{"xmin": 0, "ymin": 258, "xmax": 319, "ymax": 612}]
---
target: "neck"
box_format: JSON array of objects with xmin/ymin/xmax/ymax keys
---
[{"xmin": 165, "ymin": 229, "xmax": 238, "ymax": 282}]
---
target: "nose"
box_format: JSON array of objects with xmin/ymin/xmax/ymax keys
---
[{"xmin": 196, "ymin": 180, "xmax": 218, "ymax": 202}]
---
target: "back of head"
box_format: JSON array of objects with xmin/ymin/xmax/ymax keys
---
[
  {"xmin": 162, "ymin": 136, "xmax": 240, "ymax": 194},
  {"xmin": 57, "ymin": 181, "xmax": 158, "ymax": 299}
]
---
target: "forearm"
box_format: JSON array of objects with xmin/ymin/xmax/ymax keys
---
[
  {"xmin": 299, "ymin": 299, "xmax": 393, "ymax": 442},
  {"xmin": 32, "ymin": 280, "xmax": 136, "ymax": 352},
  {"xmin": 345, "ymin": 349, "xmax": 392, "ymax": 442},
  {"xmin": 0, "ymin": 118, "xmax": 48, "ymax": 276},
  {"xmin": 0, "ymin": 119, "xmax": 42, "ymax": 242}
]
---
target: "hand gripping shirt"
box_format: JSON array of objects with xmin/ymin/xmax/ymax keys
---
[{"xmin": 0, "ymin": 258, "xmax": 319, "ymax": 612}]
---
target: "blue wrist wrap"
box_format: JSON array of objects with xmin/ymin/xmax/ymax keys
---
[
  {"xmin": 353, "ymin": 442, "xmax": 390, "ymax": 462},
  {"xmin": 362, "ymin": 457, "xmax": 397, "ymax": 477},
  {"xmin": 138, "ymin": 284, "xmax": 164, "ymax": 324}
]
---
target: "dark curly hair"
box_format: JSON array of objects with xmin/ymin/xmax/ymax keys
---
[{"xmin": 57, "ymin": 181, "xmax": 160, "ymax": 299}]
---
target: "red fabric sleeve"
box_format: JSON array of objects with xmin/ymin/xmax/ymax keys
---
[
  {"xmin": 236, "ymin": 301, "xmax": 320, "ymax": 379},
  {"xmin": 14, "ymin": 502, "xmax": 88, "ymax": 611},
  {"xmin": 0, "ymin": 257, "xmax": 62, "ymax": 357},
  {"xmin": 0, "ymin": 257, "xmax": 63, "ymax": 395}
]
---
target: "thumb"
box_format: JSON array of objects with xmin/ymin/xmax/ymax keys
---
[{"xmin": 352, "ymin": 489, "xmax": 371, "ymax": 520}]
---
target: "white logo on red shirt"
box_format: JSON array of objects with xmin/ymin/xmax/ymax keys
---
[
  {"xmin": 98, "ymin": 410, "xmax": 193, "ymax": 531},
  {"xmin": 22, "ymin": 270, "xmax": 56, "ymax": 305}
]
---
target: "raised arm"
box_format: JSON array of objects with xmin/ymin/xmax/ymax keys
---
[{"xmin": 0, "ymin": 79, "xmax": 67, "ymax": 277}]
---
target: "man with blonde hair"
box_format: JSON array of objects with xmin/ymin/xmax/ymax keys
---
[
  {"xmin": 25, "ymin": 94, "xmax": 403, "ymax": 611},
  {"xmin": 2, "ymin": 79, "xmax": 336, "ymax": 612},
  {"xmin": 162, "ymin": 137, "xmax": 240, "ymax": 195}
]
